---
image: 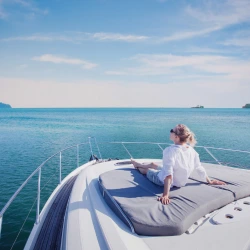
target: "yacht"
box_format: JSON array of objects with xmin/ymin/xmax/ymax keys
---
[
  {"xmin": 191, "ymin": 105, "xmax": 204, "ymax": 108},
  {"xmin": 1, "ymin": 139, "xmax": 250, "ymax": 250}
]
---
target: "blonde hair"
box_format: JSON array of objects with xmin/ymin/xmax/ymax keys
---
[{"xmin": 173, "ymin": 124, "xmax": 197, "ymax": 146}]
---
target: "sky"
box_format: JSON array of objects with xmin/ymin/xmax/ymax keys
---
[{"xmin": 0, "ymin": 0, "xmax": 250, "ymax": 108}]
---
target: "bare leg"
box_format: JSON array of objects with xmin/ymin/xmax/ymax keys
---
[
  {"xmin": 137, "ymin": 167, "xmax": 148, "ymax": 175},
  {"xmin": 131, "ymin": 158, "xmax": 158, "ymax": 170}
]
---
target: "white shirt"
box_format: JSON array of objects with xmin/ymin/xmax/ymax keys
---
[{"xmin": 157, "ymin": 144, "xmax": 207, "ymax": 187}]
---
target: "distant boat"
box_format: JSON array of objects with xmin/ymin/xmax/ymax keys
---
[
  {"xmin": 191, "ymin": 105, "xmax": 204, "ymax": 108},
  {"xmin": 242, "ymin": 104, "xmax": 250, "ymax": 108}
]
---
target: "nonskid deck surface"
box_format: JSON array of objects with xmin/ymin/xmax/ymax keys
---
[{"xmin": 33, "ymin": 175, "xmax": 78, "ymax": 250}]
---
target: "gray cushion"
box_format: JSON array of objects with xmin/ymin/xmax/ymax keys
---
[
  {"xmin": 190, "ymin": 163, "xmax": 250, "ymax": 200},
  {"xmin": 99, "ymin": 166, "xmax": 247, "ymax": 236}
]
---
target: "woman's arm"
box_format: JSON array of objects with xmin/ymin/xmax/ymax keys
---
[
  {"xmin": 158, "ymin": 175, "xmax": 172, "ymax": 205},
  {"xmin": 194, "ymin": 151, "xmax": 208, "ymax": 181},
  {"xmin": 194, "ymin": 151, "xmax": 226, "ymax": 185}
]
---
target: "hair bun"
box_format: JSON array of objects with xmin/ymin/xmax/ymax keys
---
[{"xmin": 174, "ymin": 124, "xmax": 197, "ymax": 146}]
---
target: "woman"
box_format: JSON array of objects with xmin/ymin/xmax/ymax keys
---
[{"xmin": 131, "ymin": 124, "xmax": 225, "ymax": 205}]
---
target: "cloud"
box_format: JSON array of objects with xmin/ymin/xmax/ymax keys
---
[
  {"xmin": 186, "ymin": 0, "xmax": 250, "ymax": 28},
  {"xmin": 32, "ymin": 54, "xmax": 97, "ymax": 69},
  {"xmin": 1, "ymin": 1, "xmax": 250, "ymax": 44},
  {"xmin": 222, "ymin": 38, "xmax": 250, "ymax": 47},
  {"xmin": 0, "ymin": 0, "xmax": 48, "ymax": 20},
  {"xmin": 1, "ymin": 32, "xmax": 149, "ymax": 43},
  {"xmin": 0, "ymin": 29, "xmax": 222, "ymax": 44},
  {"xmin": 1, "ymin": 34, "xmax": 72, "ymax": 42},
  {"xmin": 14, "ymin": 0, "xmax": 49, "ymax": 15},
  {"xmin": 155, "ymin": 0, "xmax": 250, "ymax": 43},
  {"xmin": 221, "ymin": 30, "xmax": 250, "ymax": 47},
  {"xmin": 106, "ymin": 54, "xmax": 250, "ymax": 82},
  {"xmin": 0, "ymin": 29, "xmax": 221, "ymax": 44},
  {"xmin": 185, "ymin": 47, "xmax": 228, "ymax": 54},
  {"xmin": 90, "ymin": 32, "xmax": 148, "ymax": 42},
  {"xmin": 157, "ymin": 0, "xmax": 249, "ymax": 42},
  {"xmin": 160, "ymin": 26, "xmax": 221, "ymax": 42}
]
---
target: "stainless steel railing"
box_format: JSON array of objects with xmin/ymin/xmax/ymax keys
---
[
  {"xmin": 0, "ymin": 139, "xmax": 250, "ymax": 243},
  {"xmin": 0, "ymin": 141, "xmax": 89, "ymax": 239}
]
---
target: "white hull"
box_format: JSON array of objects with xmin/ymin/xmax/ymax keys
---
[{"xmin": 25, "ymin": 159, "xmax": 250, "ymax": 250}]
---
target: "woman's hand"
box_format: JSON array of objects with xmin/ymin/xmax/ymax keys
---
[
  {"xmin": 158, "ymin": 195, "xmax": 170, "ymax": 205},
  {"xmin": 160, "ymin": 175, "xmax": 172, "ymax": 205},
  {"xmin": 209, "ymin": 179, "xmax": 226, "ymax": 185}
]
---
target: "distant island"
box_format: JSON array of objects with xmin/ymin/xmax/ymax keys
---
[
  {"xmin": 0, "ymin": 102, "xmax": 12, "ymax": 108},
  {"xmin": 242, "ymin": 104, "xmax": 250, "ymax": 108},
  {"xmin": 191, "ymin": 105, "xmax": 204, "ymax": 108}
]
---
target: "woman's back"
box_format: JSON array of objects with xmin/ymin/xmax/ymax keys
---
[{"xmin": 159, "ymin": 145, "xmax": 207, "ymax": 187}]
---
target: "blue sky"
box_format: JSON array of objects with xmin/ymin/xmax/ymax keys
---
[{"xmin": 0, "ymin": 0, "xmax": 250, "ymax": 108}]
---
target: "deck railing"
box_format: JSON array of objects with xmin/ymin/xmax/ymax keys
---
[
  {"xmin": 0, "ymin": 141, "xmax": 88, "ymax": 244},
  {"xmin": 0, "ymin": 138, "xmax": 250, "ymax": 248}
]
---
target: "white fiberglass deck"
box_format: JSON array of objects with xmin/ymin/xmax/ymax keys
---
[{"xmin": 63, "ymin": 159, "xmax": 250, "ymax": 250}]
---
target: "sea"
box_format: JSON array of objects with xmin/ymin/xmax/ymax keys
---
[{"xmin": 0, "ymin": 108, "xmax": 250, "ymax": 249}]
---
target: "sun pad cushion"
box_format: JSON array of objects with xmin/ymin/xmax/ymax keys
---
[{"xmin": 99, "ymin": 164, "xmax": 250, "ymax": 236}]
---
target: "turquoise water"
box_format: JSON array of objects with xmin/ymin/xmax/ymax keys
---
[{"xmin": 0, "ymin": 108, "xmax": 250, "ymax": 249}]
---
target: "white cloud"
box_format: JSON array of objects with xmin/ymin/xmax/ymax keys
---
[
  {"xmin": 1, "ymin": 32, "xmax": 149, "ymax": 43},
  {"xmin": 219, "ymin": 29, "xmax": 250, "ymax": 47},
  {"xmin": 1, "ymin": 34, "xmax": 72, "ymax": 42},
  {"xmin": 14, "ymin": 0, "xmax": 32, "ymax": 7},
  {"xmin": 0, "ymin": 0, "xmax": 48, "ymax": 20},
  {"xmin": 159, "ymin": 0, "xmax": 250, "ymax": 42},
  {"xmin": 106, "ymin": 54, "xmax": 250, "ymax": 82},
  {"xmin": 185, "ymin": 47, "xmax": 228, "ymax": 54},
  {"xmin": 14, "ymin": 0, "xmax": 49, "ymax": 15},
  {"xmin": 222, "ymin": 37, "xmax": 250, "ymax": 47},
  {"xmin": 1, "ymin": 1, "xmax": 250, "ymax": 43},
  {"xmin": 32, "ymin": 54, "xmax": 97, "ymax": 70},
  {"xmin": 160, "ymin": 26, "xmax": 221, "ymax": 43},
  {"xmin": 156, "ymin": 0, "xmax": 250, "ymax": 43},
  {"xmin": 0, "ymin": 29, "xmax": 222, "ymax": 44},
  {"xmin": 186, "ymin": 0, "xmax": 250, "ymax": 28},
  {"xmin": 91, "ymin": 32, "xmax": 148, "ymax": 42}
]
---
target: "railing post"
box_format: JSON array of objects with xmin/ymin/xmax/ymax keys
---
[
  {"xmin": 59, "ymin": 152, "xmax": 62, "ymax": 184},
  {"xmin": 36, "ymin": 168, "xmax": 41, "ymax": 224},
  {"xmin": 88, "ymin": 137, "xmax": 94, "ymax": 159},
  {"xmin": 0, "ymin": 215, "xmax": 2, "ymax": 238},
  {"xmin": 77, "ymin": 145, "xmax": 79, "ymax": 168},
  {"xmin": 94, "ymin": 137, "xmax": 102, "ymax": 160}
]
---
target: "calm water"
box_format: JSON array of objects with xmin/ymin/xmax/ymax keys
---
[{"xmin": 0, "ymin": 108, "xmax": 250, "ymax": 249}]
